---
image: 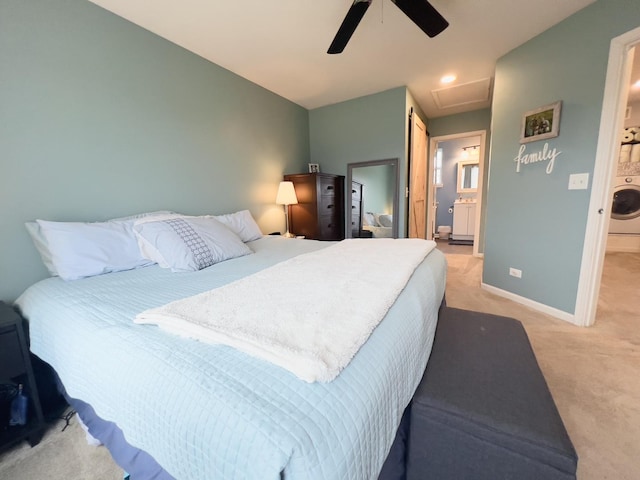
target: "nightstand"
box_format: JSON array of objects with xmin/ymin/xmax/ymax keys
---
[{"xmin": 0, "ymin": 302, "xmax": 44, "ymax": 451}]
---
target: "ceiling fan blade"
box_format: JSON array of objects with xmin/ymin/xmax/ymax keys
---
[
  {"xmin": 327, "ymin": 0, "xmax": 372, "ymax": 54},
  {"xmin": 390, "ymin": 0, "xmax": 449, "ymax": 38}
]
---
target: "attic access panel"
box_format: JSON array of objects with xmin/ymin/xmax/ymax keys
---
[{"xmin": 431, "ymin": 78, "xmax": 492, "ymax": 109}]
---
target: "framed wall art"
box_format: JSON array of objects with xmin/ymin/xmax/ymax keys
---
[{"xmin": 520, "ymin": 101, "xmax": 562, "ymax": 144}]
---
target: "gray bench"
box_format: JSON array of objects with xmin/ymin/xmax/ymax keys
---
[{"xmin": 407, "ymin": 307, "xmax": 578, "ymax": 480}]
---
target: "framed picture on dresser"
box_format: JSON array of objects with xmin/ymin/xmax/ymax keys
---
[{"xmin": 308, "ymin": 163, "xmax": 320, "ymax": 173}]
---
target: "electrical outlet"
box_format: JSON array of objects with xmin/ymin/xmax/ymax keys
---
[{"xmin": 509, "ymin": 267, "xmax": 522, "ymax": 278}]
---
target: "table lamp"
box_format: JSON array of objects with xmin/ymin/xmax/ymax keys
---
[{"xmin": 276, "ymin": 181, "xmax": 298, "ymax": 238}]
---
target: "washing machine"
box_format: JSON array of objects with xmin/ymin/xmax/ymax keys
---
[{"xmin": 609, "ymin": 176, "xmax": 640, "ymax": 234}]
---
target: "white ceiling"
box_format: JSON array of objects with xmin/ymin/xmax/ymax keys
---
[{"xmin": 88, "ymin": 0, "xmax": 598, "ymax": 118}]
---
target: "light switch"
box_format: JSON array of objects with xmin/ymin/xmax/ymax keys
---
[{"xmin": 568, "ymin": 173, "xmax": 589, "ymax": 190}]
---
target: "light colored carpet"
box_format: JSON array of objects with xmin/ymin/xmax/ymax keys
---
[
  {"xmin": 0, "ymin": 413, "xmax": 122, "ymax": 479},
  {"xmin": 0, "ymin": 244, "xmax": 638, "ymax": 479}
]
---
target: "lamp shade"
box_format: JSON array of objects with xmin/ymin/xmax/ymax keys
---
[{"xmin": 276, "ymin": 181, "xmax": 298, "ymax": 205}]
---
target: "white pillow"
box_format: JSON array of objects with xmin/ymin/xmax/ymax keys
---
[
  {"xmin": 25, "ymin": 221, "xmax": 58, "ymax": 275},
  {"xmin": 377, "ymin": 214, "xmax": 393, "ymax": 228},
  {"xmin": 33, "ymin": 219, "xmax": 154, "ymax": 281},
  {"xmin": 26, "ymin": 211, "xmax": 174, "ymax": 278},
  {"xmin": 110, "ymin": 210, "xmax": 176, "ymax": 222},
  {"xmin": 363, "ymin": 212, "xmax": 376, "ymax": 227},
  {"xmin": 133, "ymin": 216, "xmax": 252, "ymax": 272},
  {"xmin": 213, "ymin": 210, "xmax": 263, "ymax": 242}
]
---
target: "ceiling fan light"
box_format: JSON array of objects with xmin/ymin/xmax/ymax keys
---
[{"xmin": 441, "ymin": 74, "xmax": 456, "ymax": 84}]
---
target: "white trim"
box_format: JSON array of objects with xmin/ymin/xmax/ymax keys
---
[
  {"xmin": 480, "ymin": 283, "xmax": 580, "ymax": 326},
  {"xmin": 575, "ymin": 27, "xmax": 640, "ymax": 327},
  {"xmin": 429, "ymin": 130, "xmax": 487, "ymax": 257}
]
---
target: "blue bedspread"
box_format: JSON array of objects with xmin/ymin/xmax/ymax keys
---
[{"xmin": 16, "ymin": 237, "xmax": 447, "ymax": 480}]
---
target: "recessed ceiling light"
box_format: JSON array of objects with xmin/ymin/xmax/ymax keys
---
[
  {"xmin": 441, "ymin": 74, "xmax": 456, "ymax": 84},
  {"xmin": 633, "ymin": 79, "xmax": 640, "ymax": 89}
]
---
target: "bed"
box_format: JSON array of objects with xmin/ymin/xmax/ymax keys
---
[
  {"xmin": 362, "ymin": 212, "xmax": 394, "ymax": 238},
  {"xmin": 15, "ymin": 213, "xmax": 446, "ymax": 480}
]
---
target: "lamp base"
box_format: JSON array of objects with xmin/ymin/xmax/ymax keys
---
[{"xmin": 282, "ymin": 231, "xmax": 296, "ymax": 238}]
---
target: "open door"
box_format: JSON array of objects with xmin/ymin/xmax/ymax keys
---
[{"xmin": 409, "ymin": 112, "xmax": 428, "ymax": 239}]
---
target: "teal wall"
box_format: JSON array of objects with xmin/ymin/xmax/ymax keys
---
[
  {"xmin": 309, "ymin": 87, "xmax": 410, "ymax": 235},
  {"xmin": 483, "ymin": 0, "xmax": 640, "ymax": 313},
  {"xmin": 0, "ymin": 0, "xmax": 309, "ymax": 302},
  {"xmin": 352, "ymin": 165, "xmax": 395, "ymax": 214},
  {"xmin": 428, "ymin": 109, "xmax": 492, "ymax": 139}
]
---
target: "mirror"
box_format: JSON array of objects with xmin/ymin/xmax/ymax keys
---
[
  {"xmin": 347, "ymin": 158, "xmax": 399, "ymax": 239},
  {"xmin": 457, "ymin": 160, "xmax": 479, "ymax": 193}
]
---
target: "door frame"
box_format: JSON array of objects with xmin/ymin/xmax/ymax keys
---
[
  {"xmin": 429, "ymin": 130, "xmax": 488, "ymax": 257},
  {"xmin": 575, "ymin": 26, "xmax": 640, "ymax": 327}
]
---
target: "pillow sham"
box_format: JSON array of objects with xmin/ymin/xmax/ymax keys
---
[
  {"xmin": 133, "ymin": 216, "xmax": 252, "ymax": 272},
  {"xmin": 33, "ymin": 219, "xmax": 154, "ymax": 281},
  {"xmin": 363, "ymin": 212, "xmax": 376, "ymax": 227},
  {"xmin": 377, "ymin": 214, "xmax": 393, "ymax": 228},
  {"xmin": 110, "ymin": 210, "xmax": 176, "ymax": 223},
  {"xmin": 213, "ymin": 210, "xmax": 263, "ymax": 242},
  {"xmin": 25, "ymin": 221, "xmax": 58, "ymax": 275},
  {"xmin": 26, "ymin": 211, "xmax": 174, "ymax": 278}
]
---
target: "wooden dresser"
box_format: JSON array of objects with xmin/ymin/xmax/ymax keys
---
[
  {"xmin": 350, "ymin": 181, "xmax": 363, "ymax": 238},
  {"xmin": 284, "ymin": 173, "xmax": 345, "ymax": 241}
]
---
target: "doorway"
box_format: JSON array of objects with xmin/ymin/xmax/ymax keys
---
[
  {"xmin": 429, "ymin": 130, "xmax": 487, "ymax": 257},
  {"xmin": 576, "ymin": 26, "xmax": 640, "ymax": 327}
]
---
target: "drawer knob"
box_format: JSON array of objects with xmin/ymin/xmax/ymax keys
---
[
  {"xmin": 327, "ymin": 204, "xmax": 334, "ymax": 209},
  {"xmin": 327, "ymin": 186, "xmax": 334, "ymax": 190}
]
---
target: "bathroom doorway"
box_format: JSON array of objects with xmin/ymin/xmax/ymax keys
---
[{"xmin": 429, "ymin": 130, "xmax": 487, "ymax": 257}]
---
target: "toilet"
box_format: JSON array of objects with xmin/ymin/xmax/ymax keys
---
[{"xmin": 437, "ymin": 225, "xmax": 452, "ymax": 240}]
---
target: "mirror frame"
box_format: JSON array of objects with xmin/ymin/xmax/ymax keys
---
[
  {"xmin": 457, "ymin": 159, "xmax": 479, "ymax": 193},
  {"xmin": 346, "ymin": 158, "xmax": 400, "ymax": 239}
]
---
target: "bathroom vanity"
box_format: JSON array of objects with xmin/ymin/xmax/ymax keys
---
[{"xmin": 452, "ymin": 199, "xmax": 477, "ymax": 241}]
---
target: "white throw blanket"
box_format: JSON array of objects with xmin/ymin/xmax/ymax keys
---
[{"xmin": 135, "ymin": 238, "xmax": 436, "ymax": 382}]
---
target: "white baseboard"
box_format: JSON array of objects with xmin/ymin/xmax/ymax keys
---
[{"xmin": 480, "ymin": 282, "xmax": 581, "ymax": 327}]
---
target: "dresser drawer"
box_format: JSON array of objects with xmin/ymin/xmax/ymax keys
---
[
  {"xmin": 319, "ymin": 215, "xmax": 342, "ymax": 240},
  {"xmin": 320, "ymin": 195, "xmax": 339, "ymax": 215},
  {"xmin": 319, "ymin": 178, "xmax": 338, "ymax": 197},
  {"xmin": 351, "ymin": 215, "xmax": 360, "ymax": 232},
  {"xmin": 351, "ymin": 185, "xmax": 362, "ymax": 202},
  {"xmin": 350, "ymin": 201, "xmax": 361, "ymax": 215},
  {"xmin": 350, "ymin": 214, "xmax": 361, "ymax": 235}
]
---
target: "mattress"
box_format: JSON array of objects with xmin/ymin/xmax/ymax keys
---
[{"xmin": 16, "ymin": 236, "xmax": 447, "ymax": 480}]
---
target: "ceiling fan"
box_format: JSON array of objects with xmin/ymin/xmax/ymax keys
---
[{"xmin": 327, "ymin": 0, "xmax": 449, "ymax": 54}]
